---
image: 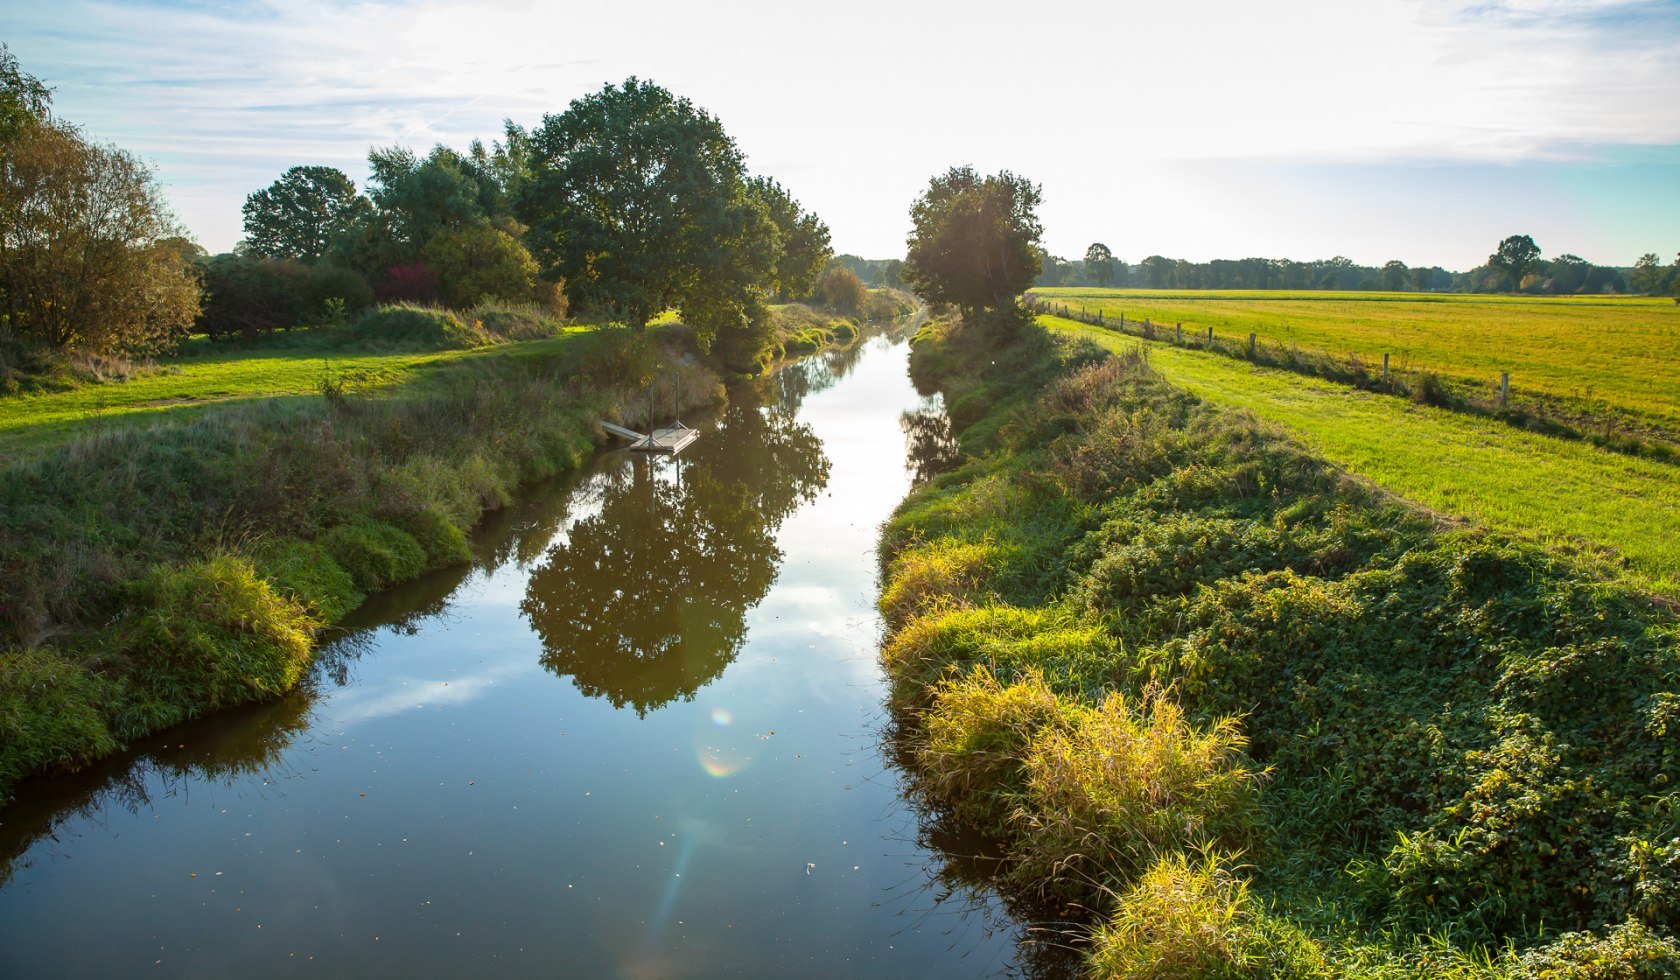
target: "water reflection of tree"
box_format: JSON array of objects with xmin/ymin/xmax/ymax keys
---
[
  {"xmin": 0, "ymin": 691, "xmax": 314, "ymax": 888},
  {"xmin": 901, "ymin": 397, "xmax": 960, "ymax": 486},
  {"xmin": 521, "ymin": 394, "xmax": 828, "ymax": 715}
]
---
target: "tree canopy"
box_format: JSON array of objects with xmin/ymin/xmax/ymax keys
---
[
  {"xmin": 1084, "ymin": 242, "xmax": 1115, "ymax": 287},
  {"xmin": 748, "ymin": 176, "xmax": 832, "ymax": 301},
  {"xmin": 520, "ymin": 77, "xmax": 760, "ymax": 331},
  {"xmin": 0, "ymin": 43, "xmax": 51, "ymax": 141},
  {"xmin": 1489, "ymin": 234, "xmax": 1542, "ymax": 292},
  {"xmin": 240, "ymin": 165, "xmax": 369, "ymax": 261},
  {"xmin": 903, "ymin": 167, "xmax": 1043, "ymax": 318},
  {"xmin": 0, "ymin": 121, "xmax": 199, "ymax": 354}
]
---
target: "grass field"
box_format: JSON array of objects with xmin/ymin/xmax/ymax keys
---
[
  {"xmin": 1043, "ymin": 314, "xmax": 1680, "ymax": 597},
  {"xmin": 1031, "ymin": 288, "xmax": 1680, "ymax": 438},
  {"xmin": 0, "ymin": 333, "xmax": 592, "ymax": 456}
]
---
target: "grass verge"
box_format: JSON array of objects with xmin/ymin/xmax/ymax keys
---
[
  {"xmin": 880, "ymin": 311, "xmax": 1680, "ymax": 977},
  {"xmin": 1042, "ymin": 315, "xmax": 1680, "ymax": 598}
]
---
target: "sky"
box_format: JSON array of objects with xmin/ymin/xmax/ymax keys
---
[{"xmin": 6, "ymin": 0, "xmax": 1679, "ymax": 270}]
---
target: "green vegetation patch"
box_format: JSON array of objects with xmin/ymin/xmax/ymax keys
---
[
  {"xmin": 1046, "ymin": 315, "xmax": 1680, "ymax": 597},
  {"xmin": 880, "ymin": 312, "xmax": 1680, "ymax": 976},
  {"xmin": 0, "ymin": 326, "xmax": 723, "ymax": 802},
  {"xmin": 1033, "ymin": 288, "xmax": 1680, "ymax": 448}
]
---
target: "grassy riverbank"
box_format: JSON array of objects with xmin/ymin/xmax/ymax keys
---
[
  {"xmin": 0, "ymin": 293, "xmax": 911, "ymax": 803},
  {"xmin": 1041, "ymin": 315, "xmax": 1680, "ymax": 598},
  {"xmin": 0, "ymin": 321, "xmax": 723, "ymax": 800},
  {"xmin": 880, "ymin": 313, "xmax": 1680, "ymax": 976}
]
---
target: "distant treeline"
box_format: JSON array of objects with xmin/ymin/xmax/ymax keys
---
[
  {"xmin": 1036, "ymin": 251, "xmax": 1656, "ymax": 294},
  {"xmin": 833, "ymin": 254, "xmax": 906, "ymax": 290}
]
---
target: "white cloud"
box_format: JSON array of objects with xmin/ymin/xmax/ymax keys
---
[{"xmin": 6, "ymin": 0, "xmax": 1676, "ymax": 259}]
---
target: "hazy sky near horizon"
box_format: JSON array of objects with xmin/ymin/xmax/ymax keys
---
[{"xmin": 7, "ymin": 0, "xmax": 1679, "ymax": 269}]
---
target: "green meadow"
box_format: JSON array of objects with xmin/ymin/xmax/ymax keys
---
[
  {"xmin": 0, "ymin": 335, "xmax": 584, "ymax": 456},
  {"xmin": 1031, "ymin": 288, "xmax": 1680, "ymax": 439},
  {"xmin": 1043, "ymin": 314, "xmax": 1680, "ymax": 597}
]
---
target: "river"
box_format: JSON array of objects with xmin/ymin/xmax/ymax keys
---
[{"xmin": 0, "ymin": 321, "xmax": 1028, "ymax": 977}]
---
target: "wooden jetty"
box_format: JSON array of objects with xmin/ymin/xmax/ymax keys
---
[{"xmin": 599, "ymin": 420, "xmax": 700, "ymax": 455}]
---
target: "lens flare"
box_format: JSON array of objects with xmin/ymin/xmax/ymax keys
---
[
  {"xmin": 696, "ymin": 708, "xmax": 750, "ymax": 777},
  {"xmin": 696, "ymin": 743, "xmax": 749, "ymax": 778}
]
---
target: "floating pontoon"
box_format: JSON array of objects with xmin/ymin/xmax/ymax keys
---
[{"xmin": 599, "ymin": 420, "xmax": 700, "ymax": 455}]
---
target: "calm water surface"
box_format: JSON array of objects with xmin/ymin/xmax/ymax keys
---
[{"xmin": 0, "ymin": 324, "xmax": 1022, "ymax": 977}]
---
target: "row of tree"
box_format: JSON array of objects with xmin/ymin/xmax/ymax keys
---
[
  {"xmin": 1039, "ymin": 237, "xmax": 1677, "ymax": 296},
  {"xmin": 2, "ymin": 47, "xmax": 836, "ymax": 369},
  {"xmin": 221, "ymin": 76, "xmax": 835, "ymax": 360}
]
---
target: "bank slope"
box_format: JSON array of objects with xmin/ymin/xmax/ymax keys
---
[
  {"xmin": 1044, "ymin": 315, "xmax": 1680, "ymax": 599},
  {"xmin": 880, "ymin": 313, "xmax": 1680, "ymax": 977}
]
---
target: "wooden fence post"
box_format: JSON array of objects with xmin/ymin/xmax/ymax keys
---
[
  {"xmin": 1176, "ymin": 323, "xmax": 1183, "ymax": 344},
  {"xmin": 1120, "ymin": 312, "xmax": 1126, "ymax": 327},
  {"xmin": 1206, "ymin": 326, "xmax": 1213, "ymax": 346},
  {"xmin": 1248, "ymin": 332, "xmax": 1257, "ymax": 357},
  {"xmin": 1500, "ymin": 372, "xmax": 1510, "ymax": 409},
  {"xmin": 1382, "ymin": 353, "xmax": 1389, "ymax": 383}
]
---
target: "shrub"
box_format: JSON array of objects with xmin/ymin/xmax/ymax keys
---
[
  {"xmin": 1411, "ymin": 370, "xmax": 1450, "ymax": 407},
  {"xmin": 341, "ymin": 303, "xmax": 492, "ymax": 349},
  {"xmin": 0, "ymin": 120, "xmax": 200, "ymax": 356},
  {"xmin": 319, "ymin": 517, "xmax": 429, "ymax": 592},
  {"xmin": 1513, "ymin": 921, "xmax": 1680, "ymax": 978},
  {"xmin": 250, "ymin": 539, "xmax": 363, "ymax": 623},
  {"xmin": 816, "ymin": 264, "xmax": 867, "ymax": 313},
  {"xmin": 423, "ymin": 225, "xmax": 539, "ymax": 309},
  {"xmin": 199, "ymin": 254, "xmax": 373, "ymax": 339},
  {"xmin": 1012, "ymin": 686, "xmax": 1261, "ymax": 904},
  {"xmin": 113, "ymin": 554, "xmax": 317, "ymax": 731},
  {"xmin": 0, "ymin": 648, "xmax": 120, "ymax": 799},
  {"xmin": 376, "ymin": 262, "xmax": 441, "ymax": 304}
]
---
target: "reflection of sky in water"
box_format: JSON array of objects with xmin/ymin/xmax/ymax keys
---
[{"xmin": 0, "ymin": 321, "xmax": 1027, "ymax": 978}]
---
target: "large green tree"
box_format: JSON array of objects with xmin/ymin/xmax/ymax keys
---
[
  {"xmin": 902, "ymin": 167, "xmax": 1043, "ymax": 319},
  {"xmin": 364, "ymin": 146, "xmax": 487, "ymax": 256},
  {"xmin": 519, "ymin": 77, "xmax": 765, "ymax": 331},
  {"xmin": 748, "ymin": 176, "xmax": 831, "ymax": 301},
  {"xmin": 241, "ymin": 166, "xmax": 369, "ymax": 261},
  {"xmin": 1084, "ymin": 242, "xmax": 1115, "ymax": 287},
  {"xmin": 1489, "ymin": 234, "xmax": 1541, "ymax": 293},
  {"xmin": 1631, "ymin": 252, "xmax": 1663, "ymax": 294}
]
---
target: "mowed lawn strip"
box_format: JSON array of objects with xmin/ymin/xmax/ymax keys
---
[
  {"xmin": 0, "ymin": 332, "xmax": 589, "ymax": 455},
  {"xmin": 1045, "ymin": 315, "xmax": 1680, "ymax": 597},
  {"xmin": 1033, "ymin": 288, "xmax": 1680, "ymax": 432}
]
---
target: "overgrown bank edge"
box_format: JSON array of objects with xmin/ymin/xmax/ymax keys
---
[
  {"xmin": 878, "ymin": 314, "xmax": 1680, "ymax": 977},
  {"xmin": 0, "ymin": 300, "xmax": 904, "ymax": 804}
]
